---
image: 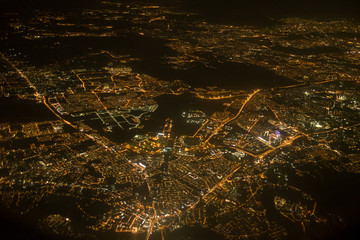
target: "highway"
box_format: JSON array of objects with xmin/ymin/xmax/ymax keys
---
[
  {"xmin": 0, "ymin": 52, "xmax": 40, "ymax": 96},
  {"xmin": 259, "ymin": 135, "xmax": 303, "ymax": 159},
  {"xmin": 192, "ymin": 119, "xmax": 209, "ymax": 137},
  {"xmin": 204, "ymin": 89, "xmax": 261, "ymax": 144}
]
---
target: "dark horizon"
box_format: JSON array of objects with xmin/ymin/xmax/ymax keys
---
[{"xmin": 1, "ymin": 0, "xmax": 360, "ymax": 19}]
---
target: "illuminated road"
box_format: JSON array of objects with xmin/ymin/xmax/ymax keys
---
[
  {"xmin": 248, "ymin": 117, "xmax": 262, "ymax": 133},
  {"xmin": 0, "ymin": 52, "xmax": 40, "ymax": 96},
  {"xmin": 110, "ymin": 72, "xmax": 120, "ymax": 88},
  {"xmin": 259, "ymin": 135, "xmax": 303, "ymax": 159},
  {"xmin": 193, "ymin": 119, "xmax": 209, "ymax": 137},
  {"xmin": 72, "ymin": 70, "xmax": 87, "ymax": 91},
  {"xmin": 92, "ymin": 91, "xmax": 124, "ymax": 129},
  {"xmin": 135, "ymin": 74, "xmax": 146, "ymax": 92},
  {"xmin": 229, "ymin": 146, "xmax": 257, "ymax": 157},
  {"xmin": 42, "ymin": 96, "xmax": 76, "ymax": 128},
  {"xmin": 310, "ymin": 122, "xmax": 360, "ymax": 135},
  {"xmin": 184, "ymin": 162, "xmax": 245, "ymax": 213},
  {"xmin": 264, "ymin": 99, "xmax": 280, "ymax": 121},
  {"xmin": 193, "ymin": 92, "xmax": 239, "ymax": 100},
  {"xmin": 204, "ymin": 89, "xmax": 261, "ymax": 144}
]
